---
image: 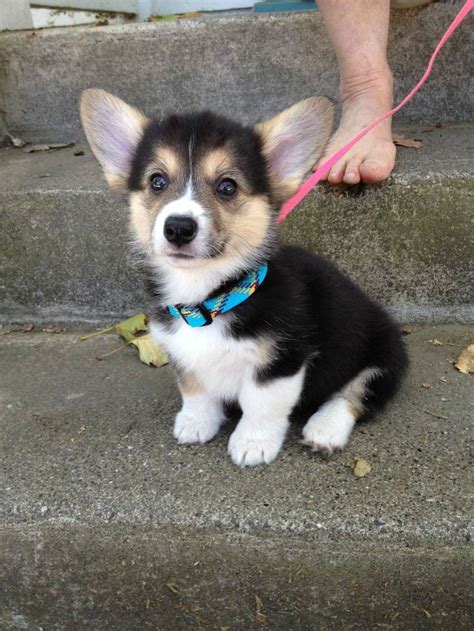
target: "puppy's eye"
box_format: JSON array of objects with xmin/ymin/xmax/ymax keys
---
[
  {"xmin": 216, "ymin": 178, "xmax": 237, "ymax": 198},
  {"xmin": 150, "ymin": 173, "xmax": 168, "ymax": 192}
]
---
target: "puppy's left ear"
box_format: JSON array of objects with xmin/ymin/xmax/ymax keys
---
[
  {"xmin": 80, "ymin": 88, "xmax": 149, "ymax": 189},
  {"xmin": 255, "ymin": 96, "xmax": 334, "ymax": 200}
]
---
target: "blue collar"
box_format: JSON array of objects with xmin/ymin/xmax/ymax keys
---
[{"xmin": 167, "ymin": 262, "xmax": 268, "ymax": 327}]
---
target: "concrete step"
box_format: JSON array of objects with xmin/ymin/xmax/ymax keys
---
[
  {"xmin": 0, "ymin": 3, "xmax": 473, "ymax": 142},
  {"xmin": 0, "ymin": 324, "xmax": 472, "ymax": 628},
  {"xmin": 1, "ymin": 123, "xmax": 473, "ymax": 324}
]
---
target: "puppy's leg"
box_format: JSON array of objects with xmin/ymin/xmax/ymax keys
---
[
  {"xmin": 302, "ymin": 367, "xmax": 382, "ymax": 453},
  {"xmin": 174, "ymin": 372, "xmax": 225, "ymax": 444},
  {"xmin": 228, "ymin": 368, "xmax": 306, "ymax": 467}
]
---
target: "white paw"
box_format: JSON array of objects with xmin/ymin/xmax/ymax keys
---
[
  {"xmin": 228, "ymin": 423, "xmax": 286, "ymax": 467},
  {"xmin": 302, "ymin": 398, "xmax": 355, "ymax": 454},
  {"xmin": 173, "ymin": 409, "xmax": 223, "ymax": 444}
]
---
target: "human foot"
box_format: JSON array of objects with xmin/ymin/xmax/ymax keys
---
[{"xmin": 319, "ymin": 69, "xmax": 396, "ymax": 185}]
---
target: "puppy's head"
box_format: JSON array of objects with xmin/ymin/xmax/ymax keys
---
[{"xmin": 80, "ymin": 89, "xmax": 333, "ymax": 273}]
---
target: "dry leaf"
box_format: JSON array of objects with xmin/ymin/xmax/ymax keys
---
[
  {"xmin": 352, "ymin": 457, "xmax": 372, "ymax": 478},
  {"xmin": 82, "ymin": 313, "xmax": 168, "ymax": 367},
  {"xmin": 166, "ymin": 582, "xmax": 179, "ymax": 594},
  {"xmin": 454, "ymin": 344, "xmax": 474, "ymax": 374},
  {"xmin": 424, "ymin": 409, "xmax": 448, "ymax": 420},
  {"xmin": 392, "ymin": 133, "xmax": 423, "ymax": 149},
  {"xmin": 428, "ymin": 339, "xmax": 443, "ymax": 346},
  {"xmin": 115, "ymin": 313, "xmax": 148, "ymax": 342},
  {"xmin": 178, "ymin": 11, "xmax": 201, "ymax": 19},
  {"xmin": 131, "ymin": 334, "xmax": 169, "ymax": 367},
  {"xmin": 421, "ymin": 383, "xmax": 432, "ymax": 389},
  {"xmin": 255, "ymin": 595, "xmax": 267, "ymax": 624},
  {"xmin": 23, "ymin": 142, "xmax": 75, "ymax": 153},
  {"xmin": 2, "ymin": 133, "xmax": 27, "ymax": 148}
]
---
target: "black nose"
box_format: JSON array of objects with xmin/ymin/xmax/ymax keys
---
[{"xmin": 164, "ymin": 216, "xmax": 198, "ymax": 247}]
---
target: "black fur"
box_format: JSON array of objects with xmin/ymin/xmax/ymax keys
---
[
  {"xmin": 129, "ymin": 111, "xmax": 270, "ymax": 198},
  {"xmin": 147, "ymin": 245, "xmax": 408, "ymax": 421},
  {"xmin": 133, "ymin": 110, "xmax": 407, "ymax": 423}
]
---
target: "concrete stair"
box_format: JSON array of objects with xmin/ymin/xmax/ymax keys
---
[
  {"xmin": 0, "ymin": 4, "xmax": 473, "ymax": 142},
  {"xmin": 1, "ymin": 3, "xmax": 473, "ymax": 627},
  {"xmin": 1, "ymin": 325, "xmax": 472, "ymax": 628},
  {"xmin": 0, "ymin": 3, "xmax": 473, "ymax": 324},
  {"xmin": 1, "ymin": 123, "xmax": 473, "ymax": 324}
]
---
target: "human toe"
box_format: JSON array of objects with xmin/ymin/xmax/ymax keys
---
[{"xmin": 343, "ymin": 159, "xmax": 362, "ymax": 185}]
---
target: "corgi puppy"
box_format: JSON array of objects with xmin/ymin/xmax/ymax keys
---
[{"xmin": 80, "ymin": 89, "xmax": 408, "ymax": 467}]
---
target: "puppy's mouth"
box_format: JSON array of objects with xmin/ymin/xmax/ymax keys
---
[
  {"xmin": 161, "ymin": 238, "xmax": 227, "ymax": 265},
  {"xmin": 166, "ymin": 250, "xmax": 196, "ymax": 260}
]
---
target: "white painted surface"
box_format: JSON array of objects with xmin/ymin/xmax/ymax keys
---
[
  {"xmin": 31, "ymin": 8, "xmax": 127, "ymax": 28},
  {"xmin": 153, "ymin": 1, "xmax": 254, "ymax": 14},
  {"xmin": 31, "ymin": 0, "xmax": 137, "ymax": 12},
  {"xmin": 30, "ymin": 1, "xmax": 254, "ymax": 20},
  {"xmin": 0, "ymin": 0, "xmax": 33, "ymax": 31}
]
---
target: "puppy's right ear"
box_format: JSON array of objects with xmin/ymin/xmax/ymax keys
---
[{"xmin": 80, "ymin": 88, "xmax": 149, "ymax": 189}]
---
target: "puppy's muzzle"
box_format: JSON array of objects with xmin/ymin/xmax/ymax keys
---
[{"xmin": 164, "ymin": 215, "xmax": 198, "ymax": 248}]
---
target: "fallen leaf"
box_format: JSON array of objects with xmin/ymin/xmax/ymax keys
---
[
  {"xmin": 454, "ymin": 344, "xmax": 474, "ymax": 374},
  {"xmin": 421, "ymin": 383, "xmax": 432, "ymax": 389},
  {"xmin": 2, "ymin": 133, "xmax": 27, "ymax": 148},
  {"xmin": 114, "ymin": 313, "xmax": 148, "ymax": 342},
  {"xmin": 352, "ymin": 457, "xmax": 372, "ymax": 477},
  {"xmin": 131, "ymin": 334, "xmax": 169, "ymax": 367},
  {"xmin": 439, "ymin": 375, "xmax": 448, "ymax": 383},
  {"xmin": 392, "ymin": 133, "xmax": 423, "ymax": 149},
  {"xmin": 82, "ymin": 313, "xmax": 168, "ymax": 367},
  {"xmin": 255, "ymin": 595, "xmax": 267, "ymax": 624},
  {"xmin": 428, "ymin": 338, "xmax": 443, "ymax": 346},
  {"xmin": 80, "ymin": 325, "xmax": 114, "ymax": 341},
  {"xmin": 147, "ymin": 14, "xmax": 179, "ymax": 21},
  {"xmin": 23, "ymin": 142, "xmax": 75, "ymax": 153},
  {"xmin": 424, "ymin": 409, "xmax": 448, "ymax": 420},
  {"xmin": 178, "ymin": 11, "xmax": 201, "ymax": 19}
]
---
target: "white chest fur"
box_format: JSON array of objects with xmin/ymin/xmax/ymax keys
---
[{"xmin": 149, "ymin": 317, "xmax": 266, "ymax": 401}]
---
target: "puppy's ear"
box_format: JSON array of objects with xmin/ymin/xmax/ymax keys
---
[
  {"xmin": 80, "ymin": 88, "xmax": 149, "ymax": 189},
  {"xmin": 255, "ymin": 97, "xmax": 334, "ymax": 200}
]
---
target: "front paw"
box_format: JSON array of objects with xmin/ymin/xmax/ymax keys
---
[
  {"xmin": 173, "ymin": 409, "xmax": 223, "ymax": 445},
  {"xmin": 228, "ymin": 423, "xmax": 286, "ymax": 467}
]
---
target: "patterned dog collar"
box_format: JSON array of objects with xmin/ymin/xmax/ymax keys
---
[{"xmin": 167, "ymin": 262, "xmax": 268, "ymax": 328}]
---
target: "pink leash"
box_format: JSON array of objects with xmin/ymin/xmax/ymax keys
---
[{"xmin": 277, "ymin": 0, "xmax": 473, "ymax": 224}]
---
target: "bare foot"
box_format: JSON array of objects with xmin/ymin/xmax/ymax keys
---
[{"xmin": 320, "ymin": 68, "xmax": 396, "ymax": 185}]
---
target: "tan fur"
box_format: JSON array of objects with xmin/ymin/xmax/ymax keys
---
[
  {"xmin": 201, "ymin": 148, "xmax": 234, "ymax": 181},
  {"xmin": 254, "ymin": 336, "xmax": 277, "ymax": 367},
  {"xmin": 80, "ymin": 88, "xmax": 148, "ymax": 187},
  {"xmin": 152, "ymin": 146, "xmax": 181, "ymax": 181},
  {"xmin": 177, "ymin": 371, "xmax": 204, "ymax": 396},
  {"xmin": 104, "ymin": 173, "xmax": 126, "ymax": 190},
  {"xmin": 348, "ymin": 401, "xmax": 365, "ymax": 420},
  {"xmin": 129, "ymin": 193, "xmax": 154, "ymax": 252},
  {"xmin": 224, "ymin": 195, "xmax": 270, "ymax": 258},
  {"xmin": 255, "ymin": 96, "xmax": 334, "ymax": 199}
]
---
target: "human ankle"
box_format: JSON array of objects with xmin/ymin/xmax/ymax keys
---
[{"xmin": 340, "ymin": 65, "xmax": 393, "ymax": 106}]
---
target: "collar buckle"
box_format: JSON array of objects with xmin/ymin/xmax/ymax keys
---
[{"xmin": 178, "ymin": 303, "xmax": 213, "ymax": 327}]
